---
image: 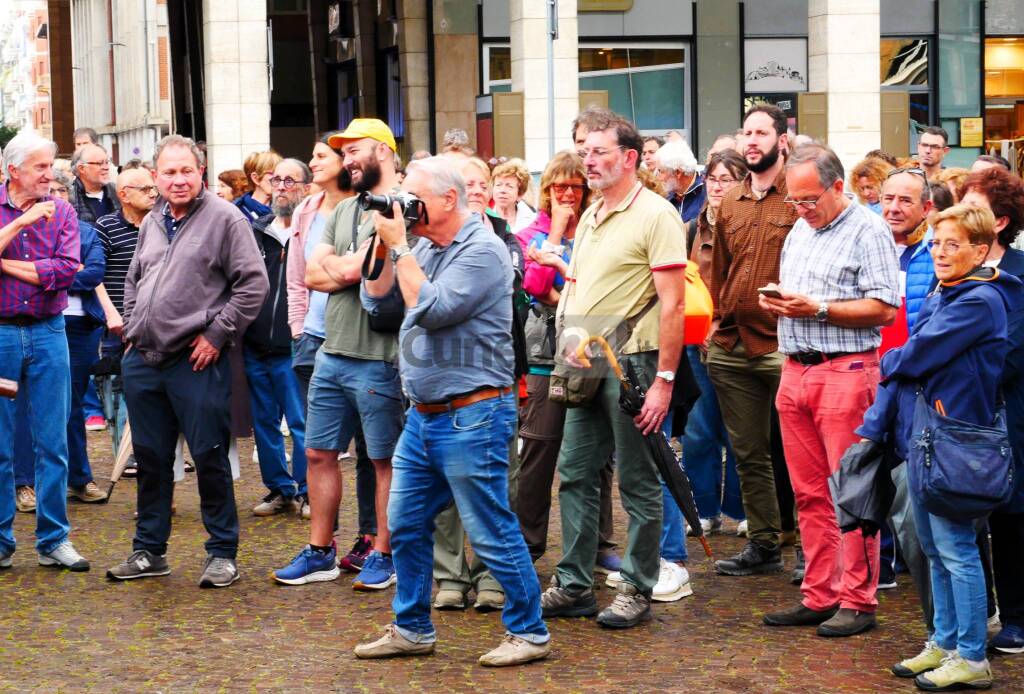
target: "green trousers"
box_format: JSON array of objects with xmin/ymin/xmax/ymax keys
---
[{"xmin": 555, "ymin": 352, "xmax": 662, "ymax": 597}]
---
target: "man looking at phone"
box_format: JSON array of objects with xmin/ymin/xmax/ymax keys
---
[{"xmin": 759, "ymin": 143, "xmax": 899, "ymax": 637}]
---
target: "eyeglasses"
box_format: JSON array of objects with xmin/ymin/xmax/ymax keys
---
[
  {"xmin": 270, "ymin": 176, "xmax": 302, "ymax": 189},
  {"xmin": 887, "ymin": 166, "xmax": 928, "ymax": 182},
  {"xmin": 928, "ymin": 240, "xmax": 979, "ymax": 254},
  {"xmin": 577, "ymin": 145, "xmax": 626, "ymax": 159},
  {"xmin": 123, "ymin": 185, "xmax": 157, "ymax": 195},
  {"xmin": 550, "ymin": 183, "xmax": 585, "ymax": 196},
  {"xmin": 784, "ymin": 189, "xmax": 829, "ymax": 210},
  {"xmin": 84, "ymin": 159, "xmax": 110, "ymax": 167},
  {"xmin": 706, "ymin": 176, "xmax": 738, "ymax": 187},
  {"xmin": 919, "ymin": 143, "xmax": 947, "ymax": 151}
]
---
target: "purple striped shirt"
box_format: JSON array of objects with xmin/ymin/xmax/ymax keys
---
[{"xmin": 0, "ymin": 183, "xmax": 80, "ymax": 319}]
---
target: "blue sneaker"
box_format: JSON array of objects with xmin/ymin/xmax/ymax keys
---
[
  {"xmin": 353, "ymin": 551, "xmax": 396, "ymax": 591},
  {"xmin": 991, "ymin": 624, "xmax": 1024, "ymax": 654},
  {"xmin": 272, "ymin": 544, "xmax": 340, "ymax": 586}
]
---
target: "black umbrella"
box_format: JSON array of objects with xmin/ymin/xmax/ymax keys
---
[
  {"xmin": 578, "ymin": 336, "xmax": 712, "ymax": 558},
  {"xmin": 829, "ymin": 438, "xmax": 897, "ymax": 536}
]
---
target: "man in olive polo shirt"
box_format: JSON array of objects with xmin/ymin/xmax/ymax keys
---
[{"xmin": 541, "ymin": 109, "xmax": 687, "ymax": 629}]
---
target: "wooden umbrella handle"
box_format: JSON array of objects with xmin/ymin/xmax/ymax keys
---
[{"xmin": 0, "ymin": 378, "xmax": 17, "ymax": 399}]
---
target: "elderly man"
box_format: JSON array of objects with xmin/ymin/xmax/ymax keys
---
[
  {"xmin": 245, "ymin": 158, "xmax": 311, "ymax": 517},
  {"xmin": 760, "ymin": 143, "xmax": 899, "ymax": 637},
  {"xmin": 0, "ymin": 131, "xmax": 89, "ymax": 571},
  {"xmin": 106, "ymin": 135, "xmax": 268, "ymax": 587},
  {"xmin": 354, "ymin": 155, "xmax": 550, "ymax": 667},
  {"xmin": 917, "ymin": 127, "xmax": 950, "ymax": 180},
  {"xmin": 541, "ymin": 108, "xmax": 687, "ymax": 629},
  {"xmin": 655, "ymin": 139, "xmax": 706, "ymax": 223},
  {"xmin": 69, "ymin": 142, "xmax": 121, "ymax": 225}
]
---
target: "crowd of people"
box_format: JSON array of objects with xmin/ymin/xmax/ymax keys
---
[{"xmin": 1, "ymin": 104, "xmax": 1023, "ymax": 685}]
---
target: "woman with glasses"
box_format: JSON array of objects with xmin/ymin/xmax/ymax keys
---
[
  {"xmin": 858, "ymin": 205, "xmax": 1022, "ymax": 691},
  {"xmin": 957, "ymin": 167, "xmax": 1024, "ymax": 658}
]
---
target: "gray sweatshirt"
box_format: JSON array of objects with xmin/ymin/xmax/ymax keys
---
[{"xmin": 123, "ymin": 189, "xmax": 269, "ymax": 361}]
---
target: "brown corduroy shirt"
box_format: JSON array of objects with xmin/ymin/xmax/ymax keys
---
[{"xmin": 709, "ymin": 169, "xmax": 799, "ymax": 359}]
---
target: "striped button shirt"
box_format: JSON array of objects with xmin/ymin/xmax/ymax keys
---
[
  {"xmin": 777, "ymin": 201, "xmax": 900, "ymax": 355},
  {"xmin": 0, "ymin": 183, "xmax": 80, "ymax": 319},
  {"xmin": 95, "ymin": 211, "xmax": 140, "ymax": 314}
]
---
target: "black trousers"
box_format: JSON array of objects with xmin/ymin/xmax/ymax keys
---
[
  {"xmin": 122, "ymin": 348, "xmax": 238, "ymax": 558},
  {"xmin": 991, "ymin": 511, "xmax": 1024, "ymax": 627}
]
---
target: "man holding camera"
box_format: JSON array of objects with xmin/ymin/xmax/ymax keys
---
[
  {"xmin": 354, "ymin": 155, "xmax": 549, "ymax": 667},
  {"xmin": 272, "ymin": 119, "xmax": 404, "ymax": 590}
]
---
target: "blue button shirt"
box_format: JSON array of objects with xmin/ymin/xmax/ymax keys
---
[{"xmin": 361, "ymin": 214, "xmax": 514, "ymax": 403}]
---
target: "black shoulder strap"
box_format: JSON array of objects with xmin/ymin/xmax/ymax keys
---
[
  {"xmin": 348, "ymin": 202, "xmax": 388, "ymax": 281},
  {"xmin": 686, "ymin": 218, "xmax": 698, "ymax": 255}
]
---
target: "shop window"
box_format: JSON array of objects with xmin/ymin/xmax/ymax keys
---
[
  {"xmin": 385, "ymin": 51, "xmax": 404, "ymax": 139},
  {"xmin": 984, "ymin": 37, "xmax": 1024, "ymax": 165},
  {"xmin": 484, "ymin": 45, "xmax": 511, "ymax": 94}
]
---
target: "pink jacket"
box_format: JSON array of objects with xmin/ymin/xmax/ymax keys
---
[
  {"xmin": 516, "ymin": 211, "xmax": 566, "ymax": 300},
  {"xmin": 286, "ymin": 191, "xmax": 326, "ymax": 337}
]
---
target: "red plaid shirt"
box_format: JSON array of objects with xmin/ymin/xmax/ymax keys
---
[{"xmin": 0, "ymin": 183, "xmax": 80, "ymax": 319}]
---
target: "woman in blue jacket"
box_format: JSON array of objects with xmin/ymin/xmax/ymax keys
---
[{"xmin": 858, "ymin": 204, "xmax": 1022, "ymax": 691}]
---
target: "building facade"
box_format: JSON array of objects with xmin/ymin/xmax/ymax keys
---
[{"xmin": 1, "ymin": 1, "xmax": 52, "ymax": 139}]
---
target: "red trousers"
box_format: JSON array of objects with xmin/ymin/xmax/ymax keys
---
[{"xmin": 776, "ymin": 352, "xmax": 881, "ymax": 613}]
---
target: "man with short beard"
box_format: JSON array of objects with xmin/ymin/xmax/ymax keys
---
[
  {"xmin": 244, "ymin": 159, "xmax": 312, "ymax": 517},
  {"xmin": 707, "ymin": 104, "xmax": 801, "ymax": 578},
  {"xmin": 272, "ymin": 120, "xmax": 405, "ymax": 591}
]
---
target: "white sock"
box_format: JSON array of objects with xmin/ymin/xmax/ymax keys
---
[{"xmin": 965, "ymin": 657, "xmax": 988, "ymax": 671}]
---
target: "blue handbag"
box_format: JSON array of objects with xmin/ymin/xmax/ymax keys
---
[{"xmin": 908, "ymin": 392, "xmax": 1014, "ymax": 521}]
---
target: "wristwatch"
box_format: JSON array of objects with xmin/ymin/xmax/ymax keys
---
[
  {"xmin": 389, "ymin": 244, "xmax": 412, "ymax": 262},
  {"xmin": 816, "ymin": 301, "xmax": 830, "ymax": 322},
  {"xmin": 656, "ymin": 370, "xmax": 676, "ymax": 383}
]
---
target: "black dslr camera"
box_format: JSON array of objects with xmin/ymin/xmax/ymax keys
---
[{"xmin": 358, "ymin": 191, "xmax": 427, "ymax": 227}]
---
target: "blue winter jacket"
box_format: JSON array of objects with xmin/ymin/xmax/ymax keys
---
[
  {"xmin": 997, "ymin": 248, "xmax": 1024, "ymax": 511},
  {"xmin": 903, "ymin": 226, "xmax": 935, "ymax": 332},
  {"xmin": 857, "ymin": 267, "xmax": 1023, "ymax": 463},
  {"xmin": 68, "ymin": 220, "xmax": 106, "ymax": 326}
]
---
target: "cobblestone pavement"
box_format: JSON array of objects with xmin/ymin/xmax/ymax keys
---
[{"xmin": 2, "ymin": 432, "xmax": 1022, "ymax": 693}]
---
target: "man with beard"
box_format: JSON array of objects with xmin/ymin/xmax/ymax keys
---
[
  {"xmin": 244, "ymin": 159, "xmax": 312, "ymax": 517},
  {"xmin": 540, "ymin": 108, "xmax": 687, "ymax": 629},
  {"xmin": 707, "ymin": 105, "xmax": 800, "ymax": 578},
  {"xmin": 272, "ymin": 120, "xmax": 404, "ymax": 590},
  {"xmin": 654, "ymin": 139, "xmax": 706, "ymax": 223}
]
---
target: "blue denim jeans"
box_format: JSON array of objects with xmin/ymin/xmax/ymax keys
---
[
  {"xmin": 388, "ymin": 392, "xmax": 548, "ymax": 643},
  {"xmin": 0, "ymin": 315, "xmax": 72, "ymax": 554},
  {"xmin": 64, "ymin": 316, "xmax": 101, "ymax": 487},
  {"xmin": 910, "ymin": 491, "xmax": 988, "ymax": 662},
  {"xmin": 244, "ymin": 348, "xmax": 307, "ymax": 497},
  {"xmin": 660, "ymin": 413, "xmax": 688, "ymax": 563},
  {"xmin": 683, "ymin": 347, "xmax": 743, "ymax": 521}
]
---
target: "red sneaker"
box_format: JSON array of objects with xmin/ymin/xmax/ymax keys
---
[
  {"xmin": 85, "ymin": 416, "xmax": 107, "ymax": 432},
  {"xmin": 338, "ymin": 535, "xmax": 373, "ymax": 572}
]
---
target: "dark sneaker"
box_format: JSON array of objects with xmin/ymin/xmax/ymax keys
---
[
  {"xmin": 38, "ymin": 541, "xmax": 90, "ymax": 572},
  {"xmin": 715, "ymin": 542, "xmax": 783, "ymax": 576},
  {"xmin": 107, "ymin": 550, "xmax": 171, "ymax": 580},
  {"xmin": 990, "ymin": 623, "xmax": 1024, "ymax": 654},
  {"xmin": 878, "ymin": 560, "xmax": 898, "ymax": 590},
  {"xmin": 791, "ymin": 547, "xmax": 806, "ymax": 585},
  {"xmin": 199, "ymin": 556, "xmax": 239, "ymax": 588},
  {"xmin": 597, "ymin": 583, "xmax": 652, "ymax": 629},
  {"xmin": 594, "ymin": 550, "xmax": 622, "ymax": 575},
  {"xmin": 816, "ymin": 607, "xmax": 876, "ymax": 637},
  {"xmin": 121, "ymin": 456, "xmax": 138, "ymax": 478},
  {"xmin": 339, "ymin": 535, "xmax": 373, "ymax": 573},
  {"xmin": 272, "ymin": 544, "xmax": 340, "ymax": 586},
  {"xmin": 352, "ymin": 551, "xmax": 396, "ymax": 591},
  {"xmin": 541, "ymin": 581, "xmax": 598, "ymax": 618},
  {"xmin": 0, "ymin": 547, "xmax": 12, "ymax": 569},
  {"xmin": 253, "ymin": 491, "xmax": 297, "ymax": 517},
  {"xmin": 763, "ymin": 603, "xmax": 839, "ymax": 627}
]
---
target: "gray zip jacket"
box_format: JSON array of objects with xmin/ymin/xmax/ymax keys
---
[{"xmin": 123, "ymin": 189, "xmax": 269, "ymax": 361}]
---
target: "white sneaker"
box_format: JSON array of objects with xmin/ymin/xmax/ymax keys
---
[
  {"xmin": 736, "ymin": 520, "xmax": 749, "ymax": 537},
  {"xmin": 280, "ymin": 419, "xmax": 290, "ymax": 437},
  {"xmin": 604, "ymin": 570, "xmax": 624, "ymax": 590},
  {"xmin": 38, "ymin": 540, "xmax": 90, "ymax": 571},
  {"xmin": 652, "ymin": 558, "xmax": 693, "ymax": 602}
]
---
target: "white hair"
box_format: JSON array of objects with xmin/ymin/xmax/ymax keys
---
[
  {"xmin": 655, "ymin": 139, "xmax": 699, "ymax": 175},
  {"xmin": 406, "ymin": 156, "xmax": 467, "ymax": 209},
  {"xmin": 3, "ymin": 130, "xmax": 57, "ymax": 172}
]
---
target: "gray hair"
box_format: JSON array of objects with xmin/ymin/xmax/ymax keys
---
[
  {"xmin": 442, "ymin": 128, "xmax": 470, "ymax": 149},
  {"xmin": 154, "ymin": 134, "xmax": 205, "ymax": 169},
  {"xmin": 406, "ymin": 156, "xmax": 467, "ymax": 209},
  {"xmin": 786, "ymin": 142, "xmax": 845, "ymax": 186},
  {"xmin": 53, "ymin": 170, "xmax": 74, "ymax": 189},
  {"xmin": 655, "ymin": 139, "xmax": 699, "ymax": 174},
  {"xmin": 277, "ymin": 157, "xmax": 312, "ymax": 183},
  {"xmin": 2, "ymin": 130, "xmax": 57, "ymax": 171},
  {"xmin": 73, "ymin": 126, "xmax": 99, "ymax": 144},
  {"xmin": 70, "ymin": 142, "xmax": 108, "ymax": 173}
]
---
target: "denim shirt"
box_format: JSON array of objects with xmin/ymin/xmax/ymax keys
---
[{"xmin": 361, "ymin": 214, "xmax": 514, "ymax": 403}]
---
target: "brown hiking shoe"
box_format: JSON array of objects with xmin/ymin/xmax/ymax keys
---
[
  {"xmin": 15, "ymin": 486, "xmax": 36, "ymax": 513},
  {"xmin": 816, "ymin": 608, "xmax": 876, "ymax": 637},
  {"xmin": 68, "ymin": 481, "xmax": 108, "ymax": 503},
  {"xmin": 354, "ymin": 624, "xmax": 435, "ymax": 660},
  {"xmin": 763, "ymin": 603, "xmax": 838, "ymax": 627}
]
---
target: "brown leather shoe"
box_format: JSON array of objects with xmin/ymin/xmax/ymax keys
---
[
  {"xmin": 817, "ymin": 608, "xmax": 877, "ymax": 637},
  {"xmin": 763, "ymin": 603, "xmax": 838, "ymax": 627}
]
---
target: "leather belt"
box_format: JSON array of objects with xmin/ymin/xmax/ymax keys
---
[
  {"xmin": 0, "ymin": 315, "xmax": 42, "ymax": 327},
  {"xmin": 788, "ymin": 351, "xmax": 858, "ymax": 366},
  {"xmin": 414, "ymin": 386, "xmax": 512, "ymax": 414}
]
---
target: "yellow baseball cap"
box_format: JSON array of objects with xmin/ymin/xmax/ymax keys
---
[{"xmin": 327, "ymin": 118, "xmax": 397, "ymax": 153}]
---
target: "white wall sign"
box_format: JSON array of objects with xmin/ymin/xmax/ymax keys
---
[{"xmin": 744, "ymin": 39, "xmax": 808, "ymax": 93}]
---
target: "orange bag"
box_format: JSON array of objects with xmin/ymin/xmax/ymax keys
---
[{"xmin": 684, "ymin": 260, "xmax": 713, "ymax": 345}]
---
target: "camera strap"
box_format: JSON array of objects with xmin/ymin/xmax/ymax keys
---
[{"xmin": 349, "ymin": 204, "xmax": 388, "ymax": 281}]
